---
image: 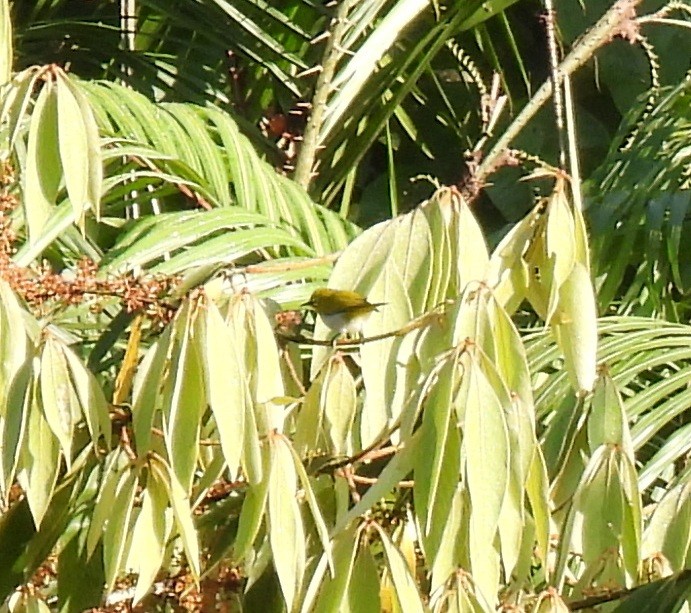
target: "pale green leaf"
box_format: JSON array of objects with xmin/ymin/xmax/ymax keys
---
[
  {"xmin": 248, "ymin": 297, "xmax": 285, "ymax": 425},
  {"xmin": 129, "ymin": 467, "xmax": 171, "ymax": 605},
  {"xmin": 151, "ymin": 458, "xmax": 201, "ymax": 581},
  {"xmin": 642, "ymin": 477, "xmax": 691, "ymax": 572},
  {"xmin": 588, "ymin": 372, "xmax": 634, "ymax": 459},
  {"xmin": 429, "ymin": 488, "xmax": 463, "ymax": 596},
  {"xmin": 59, "ymin": 77, "xmax": 103, "ymax": 221},
  {"xmin": 39, "ymin": 338, "xmax": 78, "ymax": 466},
  {"xmin": 414, "ymin": 358, "xmax": 460, "ymax": 561},
  {"xmin": 322, "ymin": 355, "xmax": 357, "ymax": 456},
  {"xmin": 233, "ymin": 448, "xmax": 270, "ymax": 563},
  {"xmin": 0, "ymin": 68, "xmax": 42, "ymax": 156},
  {"xmin": 545, "ymin": 187, "xmax": 576, "ymax": 290},
  {"xmin": 0, "ymin": 0, "xmax": 11, "ymax": 85},
  {"xmin": 268, "ymin": 436, "xmax": 305, "ymax": 611},
  {"xmin": 487, "ymin": 294, "xmax": 535, "ymax": 423},
  {"xmin": 525, "ymin": 445, "xmax": 551, "ymax": 573},
  {"xmin": 163, "ymin": 302, "xmax": 206, "ymax": 491},
  {"xmin": 62, "ymin": 343, "xmax": 111, "ymax": 449},
  {"xmin": 309, "ymin": 524, "xmax": 359, "ymax": 613},
  {"xmin": 241, "ymin": 390, "xmax": 264, "ymax": 485},
  {"xmin": 453, "ymin": 192, "xmax": 489, "ymax": 292},
  {"xmin": 573, "ymin": 203, "xmax": 590, "ymax": 271},
  {"xmin": 56, "ymin": 73, "xmax": 92, "ymax": 228},
  {"xmin": 284, "ymin": 439, "xmax": 334, "ymax": 575},
  {"xmin": 293, "ymin": 367, "xmax": 326, "ymax": 457},
  {"xmin": 373, "ymin": 522, "xmax": 425, "ymax": 613},
  {"xmin": 103, "ymin": 468, "xmax": 139, "ymax": 591},
  {"xmin": 86, "ymin": 449, "xmax": 129, "ymax": 557},
  {"xmin": 1, "ymin": 356, "xmax": 32, "ymax": 495},
  {"xmin": 486, "ymin": 210, "xmax": 535, "ymax": 314},
  {"xmin": 617, "ymin": 450, "xmax": 643, "ymax": 582},
  {"xmin": 348, "ymin": 543, "xmax": 381, "ymax": 613},
  {"xmin": 17, "ymin": 387, "xmax": 60, "ymax": 528},
  {"xmin": 553, "ymin": 262, "xmax": 598, "ymax": 393},
  {"xmin": 463, "ymin": 352, "xmax": 509, "ymax": 605},
  {"xmin": 23, "ymin": 79, "xmax": 60, "ymax": 242},
  {"xmin": 131, "ymin": 326, "xmax": 172, "ymax": 454},
  {"xmin": 198, "ymin": 298, "xmax": 246, "ymax": 480}
]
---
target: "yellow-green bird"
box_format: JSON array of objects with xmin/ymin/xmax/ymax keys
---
[{"xmin": 303, "ymin": 288, "xmax": 384, "ymax": 335}]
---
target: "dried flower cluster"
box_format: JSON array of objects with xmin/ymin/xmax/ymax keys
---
[{"xmin": 0, "ymin": 167, "xmax": 178, "ymax": 321}]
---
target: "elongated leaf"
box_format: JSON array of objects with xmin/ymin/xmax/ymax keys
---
[
  {"xmin": 463, "ymin": 351, "xmax": 509, "ymax": 605},
  {"xmin": 1, "ymin": 356, "xmax": 32, "ymax": 496},
  {"xmin": 414, "ymin": 357, "xmax": 460, "ymax": 561},
  {"xmin": 487, "ymin": 209, "xmax": 535, "ymax": 313},
  {"xmin": 322, "ymin": 355, "xmax": 357, "ymax": 456},
  {"xmin": 545, "ymin": 185, "xmax": 576, "ymax": 292},
  {"xmin": 163, "ymin": 301, "xmax": 206, "ymax": 492},
  {"xmin": 0, "ymin": 0, "xmax": 11, "ymax": 85},
  {"xmin": 0, "ymin": 68, "xmax": 42, "ymax": 155},
  {"xmin": 103, "ymin": 468, "xmax": 139, "ymax": 592},
  {"xmin": 131, "ymin": 326, "xmax": 172, "ymax": 455},
  {"xmin": 62, "ymin": 343, "xmax": 111, "ymax": 449},
  {"xmin": 246, "ymin": 296, "xmax": 285, "ymax": 426},
  {"xmin": 151, "ymin": 458, "xmax": 201, "ymax": 581},
  {"xmin": 588, "ymin": 372, "xmax": 634, "ymax": 459},
  {"xmin": 347, "ymin": 542, "xmax": 381, "ymax": 613},
  {"xmin": 129, "ymin": 466, "xmax": 171, "ymax": 605},
  {"xmin": 284, "ymin": 440, "xmax": 334, "ymax": 575},
  {"xmin": 452, "ymin": 190, "xmax": 489, "ymax": 292},
  {"xmin": 233, "ymin": 449, "xmax": 270, "ymax": 563},
  {"xmin": 307, "ymin": 524, "xmax": 359, "ymax": 613},
  {"xmin": 23, "ymin": 78, "xmax": 60, "ymax": 242},
  {"xmin": 429, "ymin": 487, "xmax": 463, "ymax": 597},
  {"xmin": 39, "ymin": 337, "xmax": 79, "ymax": 466},
  {"xmin": 642, "ymin": 477, "xmax": 691, "ymax": 572},
  {"xmin": 18, "ymin": 384, "xmax": 61, "ymax": 528},
  {"xmin": 198, "ymin": 297, "xmax": 246, "ymax": 480},
  {"xmin": 86, "ymin": 449, "xmax": 129, "ymax": 557},
  {"xmin": 293, "ymin": 367, "xmax": 327, "ymax": 457},
  {"xmin": 0, "ymin": 282, "xmax": 30, "ymax": 411},
  {"xmin": 268, "ymin": 436, "xmax": 305, "ymax": 611},
  {"xmin": 56, "ymin": 73, "xmax": 95, "ymax": 228},
  {"xmin": 372, "ymin": 522, "xmax": 425, "ymax": 613},
  {"xmin": 525, "ymin": 444, "xmax": 551, "ymax": 573},
  {"xmin": 553, "ymin": 262, "xmax": 598, "ymax": 393}
]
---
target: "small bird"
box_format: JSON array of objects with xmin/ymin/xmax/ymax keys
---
[{"xmin": 303, "ymin": 288, "xmax": 384, "ymax": 336}]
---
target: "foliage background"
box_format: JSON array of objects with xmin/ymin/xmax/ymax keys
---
[{"xmin": 0, "ymin": 0, "xmax": 690, "ymax": 611}]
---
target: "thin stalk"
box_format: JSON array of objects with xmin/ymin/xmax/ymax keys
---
[
  {"xmin": 294, "ymin": 0, "xmax": 357, "ymax": 191},
  {"xmin": 543, "ymin": 0, "xmax": 567, "ymax": 170},
  {"xmin": 563, "ymin": 75, "xmax": 583, "ymax": 211},
  {"xmin": 475, "ymin": 0, "xmax": 645, "ymax": 185}
]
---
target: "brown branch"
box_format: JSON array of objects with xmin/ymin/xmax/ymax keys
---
[
  {"xmin": 276, "ymin": 309, "xmax": 445, "ymax": 347},
  {"xmin": 348, "ymin": 474, "xmax": 414, "ymax": 488},
  {"xmin": 337, "ymin": 465, "xmax": 361, "ymax": 503},
  {"xmin": 280, "ymin": 347, "xmax": 307, "ymax": 396},
  {"xmin": 474, "ymin": 0, "xmax": 645, "ymax": 193}
]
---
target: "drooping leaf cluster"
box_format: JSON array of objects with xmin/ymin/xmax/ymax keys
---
[{"xmin": 0, "ymin": 0, "xmax": 690, "ymax": 611}]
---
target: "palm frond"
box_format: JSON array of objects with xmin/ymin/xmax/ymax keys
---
[
  {"xmin": 587, "ymin": 79, "xmax": 691, "ymax": 318},
  {"xmin": 527, "ymin": 315, "xmax": 691, "ymax": 494}
]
